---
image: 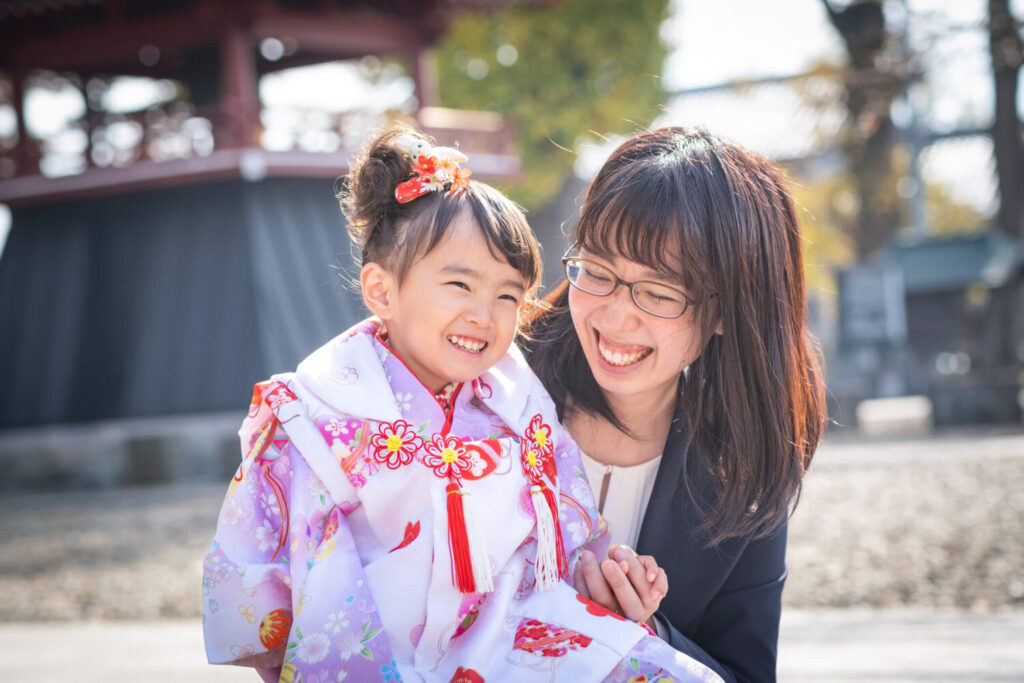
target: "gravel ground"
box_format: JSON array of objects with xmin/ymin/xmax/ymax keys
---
[{"xmin": 1, "ymin": 428, "xmax": 1022, "ymax": 621}]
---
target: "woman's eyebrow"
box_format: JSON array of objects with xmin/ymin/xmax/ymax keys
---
[
  {"xmin": 441, "ymin": 263, "xmax": 524, "ymax": 292},
  {"xmin": 586, "ymin": 251, "xmax": 678, "ymax": 284}
]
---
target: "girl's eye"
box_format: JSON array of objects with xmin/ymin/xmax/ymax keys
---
[
  {"xmin": 498, "ymin": 294, "xmax": 520, "ymax": 303},
  {"xmin": 446, "ymin": 281, "xmax": 470, "ymax": 291}
]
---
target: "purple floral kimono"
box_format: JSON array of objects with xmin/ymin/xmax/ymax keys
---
[{"xmin": 203, "ymin": 318, "xmax": 721, "ymax": 683}]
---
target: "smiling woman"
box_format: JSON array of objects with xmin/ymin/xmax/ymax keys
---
[{"xmin": 525, "ymin": 127, "xmax": 827, "ymax": 683}]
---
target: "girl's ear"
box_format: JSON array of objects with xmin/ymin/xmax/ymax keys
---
[
  {"xmin": 714, "ymin": 319, "xmax": 723, "ymax": 335},
  {"xmin": 361, "ymin": 262, "xmax": 396, "ymax": 320}
]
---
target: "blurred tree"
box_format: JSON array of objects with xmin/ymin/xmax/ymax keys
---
[
  {"xmin": 988, "ymin": 0, "xmax": 1024, "ymax": 241},
  {"xmin": 925, "ymin": 183, "xmax": 988, "ymax": 237},
  {"xmin": 788, "ymin": 173, "xmax": 856, "ymax": 303},
  {"xmin": 435, "ymin": 0, "xmax": 670, "ymax": 209},
  {"xmin": 822, "ymin": 0, "xmax": 907, "ymax": 257},
  {"xmin": 988, "ymin": 0, "xmax": 1024, "ymax": 374}
]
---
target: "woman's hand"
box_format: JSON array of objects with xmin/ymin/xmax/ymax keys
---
[{"xmin": 573, "ymin": 544, "xmax": 668, "ymax": 628}]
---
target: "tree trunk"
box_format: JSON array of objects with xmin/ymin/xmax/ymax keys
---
[
  {"xmin": 823, "ymin": 0, "xmax": 902, "ymax": 257},
  {"xmin": 988, "ymin": 0, "xmax": 1024, "ymax": 378},
  {"xmin": 989, "ymin": 0, "xmax": 1024, "ymax": 241}
]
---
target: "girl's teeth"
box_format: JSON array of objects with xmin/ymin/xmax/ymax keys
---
[{"xmin": 449, "ymin": 335, "xmax": 486, "ymax": 352}]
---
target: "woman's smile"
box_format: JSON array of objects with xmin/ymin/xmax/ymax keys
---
[{"xmin": 595, "ymin": 330, "xmax": 653, "ymax": 368}]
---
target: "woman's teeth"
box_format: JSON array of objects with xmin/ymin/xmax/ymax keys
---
[
  {"xmin": 598, "ymin": 337, "xmax": 651, "ymax": 366},
  {"xmin": 448, "ymin": 335, "xmax": 487, "ymax": 353}
]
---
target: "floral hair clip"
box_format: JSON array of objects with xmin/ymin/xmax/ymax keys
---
[{"xmin": 394, "ymin": 134, "xmax": 472, "ymax": 204}]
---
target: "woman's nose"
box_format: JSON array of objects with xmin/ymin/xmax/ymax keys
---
[{"xmin": 600, "ymin": 283, "xmax": 638, "ymax": 322}]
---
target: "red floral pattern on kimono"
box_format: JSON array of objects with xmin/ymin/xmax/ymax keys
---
[
  {"xmin": 450, "ymin": 666, "xmax": 485, "ymax": 683},
  {"xmin": 370, "ymin": 419, "xmax": 423, "ymax": 469},
  {"xmin": 577, "ymin": 593, "xmax": 628, "ymax": 621},
  {"xmin": 422, "ymin": 434, "xmax": 471, "ymax": 481},
  {"xmin": 513, "ymin": 618, "xmax": 593, "ymax": 657}
]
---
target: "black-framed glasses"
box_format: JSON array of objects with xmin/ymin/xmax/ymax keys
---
[{"xmin": 561, "ymin": 245, "xmax": 699, "ymax": 319}]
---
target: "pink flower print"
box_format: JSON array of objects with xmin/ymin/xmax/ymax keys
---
[
  {"xmin": 254, "ymin": 519, "xmax": 277, "ymax": 553},
  {"xmin": 294, "ymin": 631, "xmax": 331, "ymax": 663},
  {"xmin": 570, "ymin": 476, "xmax": 594, "ymax": 507},
  {"xmin": 264, "ymin": 383, "xmax": 298, "ymax": 412},
  {"xmin": 422, "ymin": 434, "xmax": 470, "ymax": 480},
  {"xmin": 357, "ymin": 451, "xmax": 380, "ymax": 477},
  {"xmin": 322, "ymin": 510, "xmax": 341, "ymax": 542},
  {"xmin": 329, "ymin": 367, "xmax": 359, "ymax": 385},
  {"xmin": 465, "ymin": 448, "xmax": 486, "ymax": 477},
  {"xmin": 324, "ymin": 418, "xmax": 348, "ymax": 437},
  {"xmin": 337, "ymin": 631, "xmax": 362, "ymax": 660},
  {"xmin": 324, "ymin": 610, "xmax": 350, "ymax": 634},
  {"xmin": 567, "ymin": 519, "xmax": 588, "ymax": 545},
  {"xmin": 370, "ymin": 420, "xmax": 423, "ymax": 469},
  {"xmin": 259, "ymin": 491, "xmax": 281, "ymax": 518},
  {"xmin": 222, "ymin": 497, "xmax": 243, "ymax": 527}
]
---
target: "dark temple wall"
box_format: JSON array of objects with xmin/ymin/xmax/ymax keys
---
[{"xmin": 0, "ymin": 177, "xmax": 364, "ymax": 429}]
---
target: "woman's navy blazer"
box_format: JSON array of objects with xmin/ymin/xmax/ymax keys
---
[{"xmin": 637, "ymin": 414, "xmax": 788, "ymax": 683}]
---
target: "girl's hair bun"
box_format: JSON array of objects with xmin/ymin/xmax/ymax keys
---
[{"xmin": 339, "ymin": 125, "xmax": 433, "ymax": 259}]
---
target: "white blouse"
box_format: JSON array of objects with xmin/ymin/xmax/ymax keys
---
[{"xmin": 580, "ymin": 450, "xmax": 662, "ymax": 550}]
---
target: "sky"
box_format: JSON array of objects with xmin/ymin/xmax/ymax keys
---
[{"xmin": 0, "ymin": 0, "xmax": 1022, "ymax": 251}]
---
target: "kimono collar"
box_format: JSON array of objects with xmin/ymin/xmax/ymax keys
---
[
  {"xmin": 290, "ymin": 318, "xmax": 403, "ymax": 423},
  {"xmin": 472, "ymin": 341, "xmax": 535, "ymax": 434},
  {"xmin": 290, "ymin": 316, "xmax": 534, "ymax": 430}
]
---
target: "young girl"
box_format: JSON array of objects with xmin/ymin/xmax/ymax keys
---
[{"xmin": 203, "ymin": 126, "xmax": 721, "ymax": 683}]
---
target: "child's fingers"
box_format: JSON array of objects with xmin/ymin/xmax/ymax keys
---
[
  {"xmin": 579, "ymin": 551, "xmax": 621, "ymax": 614},
  {"xmin": 610, "ymin": 547, "xmax": 653, "ymax": 596},
  {"xmin": 573, "ymin": 554, "xmax": 591, "ymax": 599},
  {"xmin": 652, "ymin": 566, "xmax": 668, "ymax": 602},
  {"xmin": 608, "ymin": 546, "xmax": 668, "ymax": 611},
  {"xmin": 599, "ymin": 559, "xmax": 646, "ymax": 621},
  {"xmin": 639, "ymin": 554, "xmax": 659, "ymax": 584}
]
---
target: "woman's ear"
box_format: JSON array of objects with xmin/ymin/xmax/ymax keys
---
[{"xmin": 361, "ymin": 262, "xmax": 396, "ymax": 320}]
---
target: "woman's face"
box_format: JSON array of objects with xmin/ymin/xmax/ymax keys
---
[{"xmin": 567, "ymin": 248, "xmax": 711, "ymax": 407}]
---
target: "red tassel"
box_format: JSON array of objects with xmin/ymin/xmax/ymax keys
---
[
  {"xmin": 541, "ymin": 485, "xmax": 568, "ymax": 576},
  {"xmin": 446, "ymin": 482, "xmax": 476, "ymax": 593}
]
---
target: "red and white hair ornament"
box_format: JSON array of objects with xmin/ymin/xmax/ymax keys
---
[{"xmin": 394, "ymin": 134, "xmax": 472, "ymax": 204}]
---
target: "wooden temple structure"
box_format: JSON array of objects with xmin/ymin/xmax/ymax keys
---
[{"xmin": 0, "ymin": 0, "xmax": 533, "ymax": 436}]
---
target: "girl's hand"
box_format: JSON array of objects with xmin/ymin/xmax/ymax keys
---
[{"xmin": 572, "ymin": 544, "xmax": 668, "ymax": 627}]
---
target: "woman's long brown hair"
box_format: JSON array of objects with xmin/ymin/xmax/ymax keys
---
[{"xmin": 524, "ymin": 127, "xmax": 826, "ymax": 545}]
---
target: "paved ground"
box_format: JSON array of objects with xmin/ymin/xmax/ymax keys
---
[
  {"xmin": 2, "ymin": 609, "xmax": 1023, "ymax": 682},
  {"xmin": 2, "ymin": 426, "xmax": 1022, "ymax": 680}
]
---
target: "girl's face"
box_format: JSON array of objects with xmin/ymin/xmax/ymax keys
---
[
  {"xmin": 372, "ymin": 215, "xmax": 527, "ymax": 393},
  {"xmin": 567, "ymin": 247, "xmax": 710, "ymax": 408}
]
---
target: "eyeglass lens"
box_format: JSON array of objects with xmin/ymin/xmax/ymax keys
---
[{"xmin": 564, "ymin": 258, "xmax": 688, "ymax": 318}]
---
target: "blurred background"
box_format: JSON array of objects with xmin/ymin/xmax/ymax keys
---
[{"xmin": 0, "ymin": 0, "xmax": 1022, "ymax": 680}]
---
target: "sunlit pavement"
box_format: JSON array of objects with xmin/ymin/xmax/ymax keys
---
[{"xmin": 2, "ymin": 609, "xmax": 1023, "ymax": 682}]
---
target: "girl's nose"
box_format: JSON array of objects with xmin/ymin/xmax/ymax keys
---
[{"xmin": 464, "ymin": 298, "xmax": 493, "ymax": 326}]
